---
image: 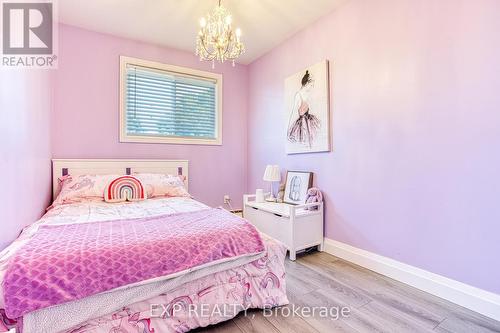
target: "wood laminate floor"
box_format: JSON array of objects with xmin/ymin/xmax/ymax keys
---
[{"xmin": 193, "ymin": 251, "xmax": 500, "ymax": 333}]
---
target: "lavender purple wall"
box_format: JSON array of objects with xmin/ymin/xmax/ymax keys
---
[
  {"xmin": 247, "ymin": 0, "xmax": 500, "ymax": 293},
  {"xmin": 0, "ymin": 71, "xmax": 53, "ymax": 250},
  {"xmin": 52, "ymin": 24, "xmax": 248, "ymax": 208}
]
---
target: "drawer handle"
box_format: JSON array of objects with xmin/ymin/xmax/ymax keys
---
[
  {"xmin": 252, "ymin": 207, "xmax": 259, "ymax": 210},
  {"xmin": 274, "ymin": 213, "xmax": 282, "ymax": 217}
]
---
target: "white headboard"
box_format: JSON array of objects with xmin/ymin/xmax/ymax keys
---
[{"xmin": 52, "ymin": 159, "xmax": 189, "ymax": 198}]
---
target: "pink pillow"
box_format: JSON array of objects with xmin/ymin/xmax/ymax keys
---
[
  {"xmin": 51, "ymin": 174, "xmax": 121, "ymax": 207},
  {"xmin": 134, "ymin": 173, "xmax": 190, "ymax": 198}
]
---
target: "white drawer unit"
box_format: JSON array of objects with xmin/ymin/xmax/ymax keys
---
[{"xmin": 243, "ymin": 194, "xmax": 324, "ymax": 261}]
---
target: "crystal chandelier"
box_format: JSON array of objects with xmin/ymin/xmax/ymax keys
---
[{"xmin": 196, "ymin": 0, "xmax": 244, "ymax": 68}]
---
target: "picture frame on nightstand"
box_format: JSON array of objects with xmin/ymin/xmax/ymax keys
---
[{"xmin": 283, "ymin": 171, "xmax": 313, "ymax": 205}]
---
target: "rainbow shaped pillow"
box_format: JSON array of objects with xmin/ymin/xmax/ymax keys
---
[{"xmin": 104, "ymin": 176, "xmax": 145, "ymax": 203}]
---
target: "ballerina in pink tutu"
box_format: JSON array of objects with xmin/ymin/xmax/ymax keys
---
[{"xmin": 287, "ymin": 70, "xmax": 321, "ymax": 148}]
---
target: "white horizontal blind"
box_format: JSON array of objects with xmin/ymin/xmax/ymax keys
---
[{"xmin": 125, "ymin": 64, "xmax": 217, "ymax": 139}]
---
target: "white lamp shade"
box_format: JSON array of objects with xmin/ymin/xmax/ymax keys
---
[{"xmin": 263, "ymin": 165, "xmax": 281, "ymax": 182}]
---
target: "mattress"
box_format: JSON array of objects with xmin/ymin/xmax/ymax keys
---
[{"xmin": 0, "ymin": 197, "xmax": 288, "ymax": 333}]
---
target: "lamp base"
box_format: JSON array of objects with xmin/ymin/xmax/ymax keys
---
[
  {"xmin": 266, "ymin": 195, "xmax": 276, "ymax": 202},
  {"xmin": 265, "ymin": 181, "xmax": 277, "ymax": 202}
]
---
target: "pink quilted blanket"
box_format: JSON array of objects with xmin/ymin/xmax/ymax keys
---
[{"xmin": 2, "ymin": 208, "xmax": 264, "ymax": 318}]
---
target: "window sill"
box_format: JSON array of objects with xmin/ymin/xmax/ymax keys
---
[{"xmin": 119, "ymin": 134, "xmax": 222, "ymax": 146}]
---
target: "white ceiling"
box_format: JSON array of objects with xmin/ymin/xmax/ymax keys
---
[{"xmin": 59, "ymin": 0, "xmax": 346, "ymax": 64}]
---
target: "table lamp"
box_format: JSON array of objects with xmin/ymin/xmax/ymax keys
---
[{"xmin": 263, "ymin": 165, "xmax": 280, "ymax": 202}]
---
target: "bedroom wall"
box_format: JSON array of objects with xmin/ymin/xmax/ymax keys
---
[
  {"xmin": 247, "ymin": 0, "xmax": 500, "ymax": 293},
  {"xmin": 0, "ymin": 71, "xmax": 53, "ymax": 250},
  {"xmin": 52, "ymin": 24, "xmax": 248, "ymax": 208}
]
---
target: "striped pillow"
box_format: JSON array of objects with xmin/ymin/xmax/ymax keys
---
[{"xmin": 104, "ymin": 176, "xmax": 145, "ymax": 203}]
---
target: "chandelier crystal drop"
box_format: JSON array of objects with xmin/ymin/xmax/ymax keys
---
[{"xmin": 196, "ymin": 0, "xmax": 244, "ymax": 68}]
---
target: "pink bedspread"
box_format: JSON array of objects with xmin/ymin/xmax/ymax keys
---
[
  {"xmin": 3, "ymin": 208, "xmax": 264, "ymax": 319},
  {"xmin": 62, "ymin": 236, "xmax": 288, "ymax": 333}
]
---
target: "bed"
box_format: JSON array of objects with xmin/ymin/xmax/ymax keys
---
[{"xmin": 0, "ymin": 159, "xmax": 288, "ymax": 333}]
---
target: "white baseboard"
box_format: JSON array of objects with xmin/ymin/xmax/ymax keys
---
[{"xmin": 323, "ymin": 237, "xmax": 500, "ymax": 322}]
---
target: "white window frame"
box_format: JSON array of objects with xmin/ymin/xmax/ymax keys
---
[{"xmin": 119, "ymin": 56, "xmax": 223, "ymax": 145}]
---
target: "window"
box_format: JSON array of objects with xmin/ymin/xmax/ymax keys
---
[{"xmin": 120, "ymin": 56, "xmax": 222, "ymax": 145}]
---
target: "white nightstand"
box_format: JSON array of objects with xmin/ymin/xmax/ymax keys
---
[{"xmin": 243, "ymin": 194, "xmax": 324, "ymax": 261}]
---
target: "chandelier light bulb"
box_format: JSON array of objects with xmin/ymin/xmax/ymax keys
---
[{"xmin": 195, "ymin": 0, "xmax": 245, "ymax": 67}]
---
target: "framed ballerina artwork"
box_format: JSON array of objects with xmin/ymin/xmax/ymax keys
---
[{"xmin": 285, "ymin": 60, "xmax": 330, "ymax": 154}]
